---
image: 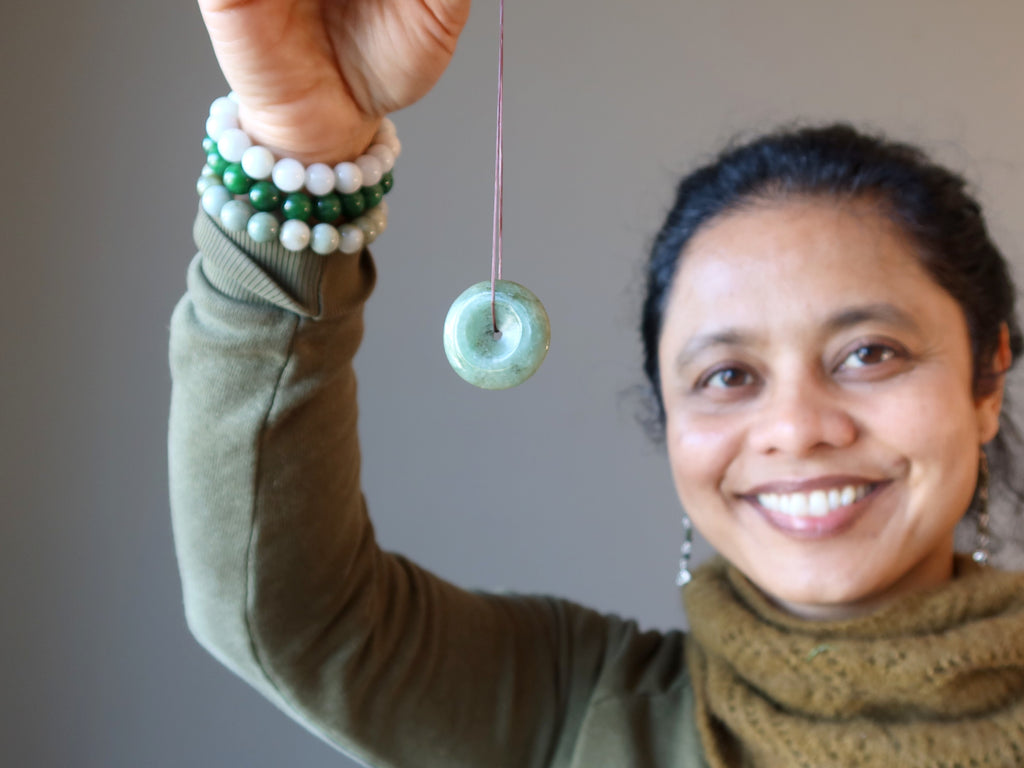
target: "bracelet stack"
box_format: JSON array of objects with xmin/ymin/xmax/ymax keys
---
[{"xmin": 197, "ymin": 93, "xmax": 399, "ymax": 255}]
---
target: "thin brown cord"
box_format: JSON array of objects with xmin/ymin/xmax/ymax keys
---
[{"xmin": 490, "ymin": 0, "xmax": 504, "ymax": 334}]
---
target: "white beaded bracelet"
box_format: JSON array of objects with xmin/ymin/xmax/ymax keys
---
[{"xmin": 198, "ymin": 93, "xmax": 397, "ymax": 254}]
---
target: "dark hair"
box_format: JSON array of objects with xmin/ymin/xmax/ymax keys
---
[{"xmin": 640, "ymin": 123, "xmax": 1023, "ymax": 499}]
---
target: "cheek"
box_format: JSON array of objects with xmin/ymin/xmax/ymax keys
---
[
  {"xmin": 863, "ymin": 372, "xmax": 979, "ymax": 461},
  {"xmin": 851, "ymin": 371, "xmax": 980, "ymax": 517},
  {"xmin": 665, "ymin": 412, "xmax": 745, "ymax": 505}
]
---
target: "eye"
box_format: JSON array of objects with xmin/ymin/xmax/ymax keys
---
[
  {"xmin": 836, "ymin": 343, "xmax": 901, "ymax": 371},
  {"xmin": 699, "ymin": 365, "xmax": 757, "ymax": 390}
]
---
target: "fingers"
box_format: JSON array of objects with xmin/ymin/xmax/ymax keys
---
[{"xmin": 420, "ymin": 0, "xmax": 472, "ymax": 39}]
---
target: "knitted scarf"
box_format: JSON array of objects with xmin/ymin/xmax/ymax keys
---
[{"xmin": 683, "ymin": 556, "xmax": 1024, "ymax": 767}]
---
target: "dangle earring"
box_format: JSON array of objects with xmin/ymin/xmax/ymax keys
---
[
  {"xmin": 972, "ymin": 451, "xmax": 992, "ymax": 565},
  {"xmin": 675, "ymin": 514, "xmax": 694, "ymax": 587}
]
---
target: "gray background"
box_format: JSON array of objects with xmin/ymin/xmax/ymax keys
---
[{"xmin": 2, "ymin": 1, "xmax": 1023, "ymax": 766}]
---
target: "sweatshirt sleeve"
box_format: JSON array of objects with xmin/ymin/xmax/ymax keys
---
[{"xmin": 168, "ymin": 211, "xmax": 638, "ymax": 768}]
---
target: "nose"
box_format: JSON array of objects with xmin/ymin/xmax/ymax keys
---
[{"xmin": 748, "ymin": 376, "xmax": 858, "ymax": 457}]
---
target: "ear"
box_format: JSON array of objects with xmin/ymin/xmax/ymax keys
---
[{"xmin": 977, "ymin": 323, "xmax": 1012, "ymax": 444}]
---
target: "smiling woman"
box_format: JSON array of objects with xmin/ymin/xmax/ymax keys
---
[
  {"xmin": 641, "ymin": 127, "xmax": 1023, "ymax": 599},
  {"xmin": 659, "ymin": 198, "xmax": 1006, "ymax": 616},
  {"xmin": 636, "ymin": 128, "xmax": 1024, "ymax": 764},
  {"xmin": 170, "ymin": 3, "xmax": 1024, "ymax": 766}
]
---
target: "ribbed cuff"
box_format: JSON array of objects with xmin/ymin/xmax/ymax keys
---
[{"xmin": 193, "ymin": 207, "xmax": 376, "ymax": 320}]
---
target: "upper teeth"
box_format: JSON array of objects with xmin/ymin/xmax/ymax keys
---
[{"xmin": 756, "ymin": 485, "xmax": 871, "ymax": 517}]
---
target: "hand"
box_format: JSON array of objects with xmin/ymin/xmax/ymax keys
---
[{"xmin": 198, "ymin": 0, "xmax": 473, "ymax": 163}]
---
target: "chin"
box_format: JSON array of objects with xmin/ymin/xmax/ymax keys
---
[{"xmin": 742, "ymin": 560, "xmax": 884, "ymax": 615}]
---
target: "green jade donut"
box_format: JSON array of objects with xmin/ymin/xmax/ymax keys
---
[{"xmin": 443, "ymin": 280, "xmax": 550, "ymax": 389}]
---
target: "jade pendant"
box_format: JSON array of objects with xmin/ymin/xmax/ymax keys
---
[{"xmin": 443, "ymin": 280, "xmax": 550, "ymax": 390}]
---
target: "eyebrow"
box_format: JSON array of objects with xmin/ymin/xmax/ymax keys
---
[
  {"xmin": 673, "ymin": 302, "xmax": 922, "ymax": 372},
  {"xmin": 824, "ymin": 303, "xmax": 921, "ymax": 335}
]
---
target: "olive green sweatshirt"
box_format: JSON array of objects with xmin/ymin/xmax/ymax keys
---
[{"xmin": 169, "ymin": 211, "xmax": 706, "ymax": 768}]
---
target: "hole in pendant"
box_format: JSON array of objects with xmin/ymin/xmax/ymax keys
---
[{"xmin": 492, "ymin": 330, "xmax": 503, "ymax": 341}]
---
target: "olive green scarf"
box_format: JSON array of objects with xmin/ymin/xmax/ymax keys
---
[{"xmin": 683, "ymin": 556, "xmax": 1024, "ymax": 767}]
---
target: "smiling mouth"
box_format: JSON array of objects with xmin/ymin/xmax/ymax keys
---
[
  {"xmin": 755, "ymin": 484, "xmax": 877, "ymax": 518},
  {"xmin": 742, "ymin": 480, "xmax": 889, "ymax": 537}
]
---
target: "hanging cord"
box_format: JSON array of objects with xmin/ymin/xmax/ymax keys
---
[{"xmin": 490, "ymin": 0, "xmax": 505, "ymax": 334}]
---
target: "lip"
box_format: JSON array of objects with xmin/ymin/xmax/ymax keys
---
[{"xmin": 741, "ymin": 480, "xmax": 892, "ymax": 539}]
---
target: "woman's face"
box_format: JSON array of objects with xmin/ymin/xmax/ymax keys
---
[{"xmin": 657, "ymin": 197, "xmax": 1006, "ymax": 618}]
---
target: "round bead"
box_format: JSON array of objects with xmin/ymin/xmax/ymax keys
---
[
  {"xmin": 222, "ymin": 163, "xmax": 254, "ymax": 195},
  {"xmin": 380, "ymin": 171, "xmax": 394, "ymax": 194},
  {"xmin": 362, "ymin": 183, "xmax": 384, "ymax": 210},
  {"xmin": 340, "ymin": 191, "xmax": 366, "ymax": 219},
  {"xmin": 315, "ymin": 193, "xmax": 343, "ymax": 224},
  {"xmin": 200, "ymin": 164, "xmax": 219, "ymax": 179},
  {"xmin": 366, "ymin": 211, "xmax": 387, "ymax": 236},
  {"xmin": 365, "ymin": 202, "xmax": 388, "ymax": 231},
  {"xmin": 241, "ymin": 145, "xmax": 275, "ymax": 180},
  {"xmin": 220, "ymin": 199, "xmax": 254, "ymax": 232},
  {"xmin": 206, "ymin": 150, "xmax": 230, "ymax": 176},
  {"xmin": 280, "ymin": 219, "xmax": 311, "ymax": 252},
  {"xmin": 354, "ymin": 216, "xmax": 379, "ymax": 244},
  {"xmin": 338, "ymin": 223, "xmax": 366, "ymax": 255},
  {"xmin": 305, "ymin": 163, "xmax": 336, "ymax": 196},
  {"xmin": 247, "ymin": 212, "xmax": 280, "ymax": 243},
  {"xmin": 202, "ymin": 136, "xmax": 216, "ymax": 154},
  {"xmin": 210, "ymin": 96, "xmax": 239, "ymax": 122},
  {"xmin": 217, "ymin": 128, "xmax": 252, "ymax": 163},
  {"xmin": 378, "ymin": 117, "xmax": 397, "ymax": 138},
  {"xmin": 355, "ymin": 155, "xmax": 383, "ymax": 187},
  {"xmin": 310, "ymin": 223, "xmax": 341, "ymax": 255},
  {"xmin": 201, "ymin": 184, "xmax": 233, "ymax": 218},
  {"xmin": 334, "ymin": 161, "xmax": 363, "ymax": 195},
  {"xmin": 196, "ymin": 175, "xmax": 220, "ymax": 196},
  {"xmin": 272, "ymin": 157, "xmax": 306, "ymax": 193},
  {"xmin": 282, "ymin": 193, "xmax": 313, "ymax": 221},
  {"xmin": 443, "ymin": 280, "xmax": 550, "ymax": 390},
  {"xmin": 205, "ymin": 113, "xmax": 238, "ymax": 142},
  {"xmin": 382, "ymin": 135, "xmax": 401, "ymax": 159},
  {"xmin": 366, "ymin": 144, "xmax": 395, "ymax": 173},
  {"xmin": 249, "ymin": 181, "xmax": 282, "ymax": 212}
]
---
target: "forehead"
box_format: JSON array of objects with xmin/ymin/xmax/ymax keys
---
[{"xmin": 661, "ymin": 197, "xmax": 958, "ymax": 338}]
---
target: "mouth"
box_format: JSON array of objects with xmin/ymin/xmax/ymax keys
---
[{"xmin": 741, "ymin": 480, "xmax": 890, "ymax": 538}]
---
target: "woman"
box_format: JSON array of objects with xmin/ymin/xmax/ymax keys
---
[{"xmin": 171, "ymin": 0, "xmax": 1024, "ymax": 765}]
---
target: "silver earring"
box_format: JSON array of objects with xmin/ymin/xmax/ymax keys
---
[
  {"xmin": 675, "ymin": 514, "xmax": 694, "ymax": 586},
  {"xmin": 972, "ymin": 452, "xmax": 992, "ymax": 566}
]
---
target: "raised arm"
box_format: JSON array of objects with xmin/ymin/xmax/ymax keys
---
[{"xmin": 170, "ymin": 2, "xmax": 696, "ymax": 765}]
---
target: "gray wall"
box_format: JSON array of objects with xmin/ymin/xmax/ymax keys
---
[{"xmin": 3, "ymin": 1, "xmax": 1023, "ymax": 765}]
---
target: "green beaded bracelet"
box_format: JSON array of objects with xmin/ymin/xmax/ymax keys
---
[
  {"xmin": 202, "ymin": 110, "xmax": 397, "ymax": 214},
  {"xmin": 202, "ymin": 142, "xmax": 393, "ymax": 222}
]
